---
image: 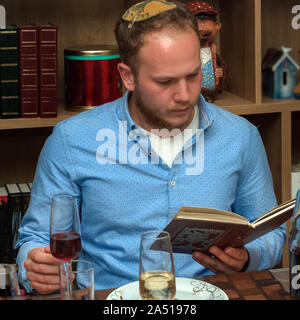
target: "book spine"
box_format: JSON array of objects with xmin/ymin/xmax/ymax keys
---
[
  {"xmin": 5, "ymin": 184, "xmax": 22, "ymax": 262},
  {"xmin": 0, "ymin": 189, "xmax": 8, "ymax": 233},
  {"xmin": 21, "ymin": 191, "xmax": 30, "ymax": 215},
  {"xmin": 38, "ymin": 24, "xmax": 57, "ymax": 118},
  {"xmin": 17, "ymin": 183, "xmax": 31, "ymax": 217},
  {"xmin": 0, "ymin": 188, "xmax": 10, "ymax": 262},
  {"xmin": 0, "ymin": 27, "xmax": 20, "ymax": 118},
  {"xmin": 18, "ymin": 26, "xmax": 39, "ymax": 118}
]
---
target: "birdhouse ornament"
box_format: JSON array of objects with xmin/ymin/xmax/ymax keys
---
[{"xmin": 262, "ymin": 46, "xmax": 300, "ymax": 99}]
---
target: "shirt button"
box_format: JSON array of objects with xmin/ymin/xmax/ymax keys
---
[{"xmin": 170, "ymin": 181, "xmax": 176, "ymax": 186}]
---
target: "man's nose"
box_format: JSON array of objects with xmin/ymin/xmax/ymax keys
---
[{"xmin": 174, "ymin": 80, "xmax": 190, "ymax": 102}]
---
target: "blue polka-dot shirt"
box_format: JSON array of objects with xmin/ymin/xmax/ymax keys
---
[{"xmin": 16, "ymin": 92, "xmax": 285, "ymax": 291}]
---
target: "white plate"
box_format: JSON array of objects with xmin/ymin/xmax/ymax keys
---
[{"xmin": 107, "ymin": 277, "xmax": 228, "ymax": 300}]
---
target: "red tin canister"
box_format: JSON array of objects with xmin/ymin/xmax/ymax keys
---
[{"xmin": 64, "ymin": 45, "xmax": 122, "ymax": 111}]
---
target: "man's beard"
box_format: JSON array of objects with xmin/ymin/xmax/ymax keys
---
[{"xmin": 133, "ymin": 86, "xmax": 195, "ymax": 132}]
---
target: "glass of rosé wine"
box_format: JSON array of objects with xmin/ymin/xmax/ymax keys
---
[{"xmin": 50, "ymin": 194, "xmax": 81, "ymax": 261}]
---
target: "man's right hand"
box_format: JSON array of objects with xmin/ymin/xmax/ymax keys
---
[{"xmin": 24, "ymin": 246, "xmax": 62, "ymax": 295}]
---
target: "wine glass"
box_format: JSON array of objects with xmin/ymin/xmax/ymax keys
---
[
  {"xmin": 50, "ymin": 194, "xmax": 81, "ymax": 261},
  {"xmin": 139, "ymin": 230, "xmax": 176, "ymax": 300},
  {"xmin": 0, "ymin": 264, "xmax": 20, "ymax": 297},
  {"xmin": 59, "ymin": 259, "xmax": 94, "ymax": 300}
]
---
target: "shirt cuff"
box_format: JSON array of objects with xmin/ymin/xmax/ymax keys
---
[
  {"xmin": 244, "ymin": 244, "xmax": 262, "ymax": 271},
  {"xmin": 16, "ymin": 241, "xmax": 47, "ymax": 294}
]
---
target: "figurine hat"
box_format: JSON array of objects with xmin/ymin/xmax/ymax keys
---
[
  {"xmin": 186, "ymin": 1, "xmax": 217, "ymax": 16},
  {"xmin": 122, "ymin": 0, "xmax": 177, "ymax": 26}
]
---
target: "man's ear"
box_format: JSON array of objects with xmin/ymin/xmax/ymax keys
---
[
  {"xmin": 117, "ymin": 63, "xmax": 135, "ymax": 91},
  {"xmin": 215, "ymin": 22, "xmax": 222, "ymax": 31}
]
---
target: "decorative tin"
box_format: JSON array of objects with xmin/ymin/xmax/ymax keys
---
[{"xmin": 64, "ymin": 45, "xmax": 122, "ymax": 111}]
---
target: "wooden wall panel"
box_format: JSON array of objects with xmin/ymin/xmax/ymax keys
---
[
  {"xmin": 1, "ymin": 0, "xmax": 125, "ymax": 100},
  {"xmin": 262, "ymin": 0, "xmax": 300, "ymax": 84},
  {"xmin": 0, "ymin": 128, "xmax": 52, "ymax": 185}
]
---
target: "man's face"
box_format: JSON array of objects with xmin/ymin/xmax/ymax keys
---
[{"xmin": 129, "ymin": 28, "xmax": 202, "ymax": 132}]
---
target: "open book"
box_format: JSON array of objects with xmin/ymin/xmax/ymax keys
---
[{"xmin": 163, "ymin": 199, "xmax": 296, "ymax": 254}]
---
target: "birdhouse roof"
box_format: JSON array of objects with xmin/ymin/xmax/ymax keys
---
[{"xmin": 263, "ymin": 46, "xmax": 300, "ymax": 71}]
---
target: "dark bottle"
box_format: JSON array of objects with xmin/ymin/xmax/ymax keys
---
[{"xmin": 289, "ymin": 206, "xmax": 300, "ymax": 298}]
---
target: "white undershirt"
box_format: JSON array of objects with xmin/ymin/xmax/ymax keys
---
[{"xmin": 142, "ymin": 105, "xmax": 199, "ymax": 167}]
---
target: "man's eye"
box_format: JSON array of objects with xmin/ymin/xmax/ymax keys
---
[
  {"xmin": 188, "ymin": 72, "xmax": 199, "ymax": 79},
  {"xmin": 157, "ymin": 80, "xmax": 172, "ymax": 85}
]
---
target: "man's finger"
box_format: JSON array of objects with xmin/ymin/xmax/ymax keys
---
[
  {"xmin": 27, "ymin": 270, "xmax": 60, "ymax": 286},
  {"xmin": 209, "ymin": 246, "xmax": 248, "ymax": 271},
  {"xmin": 209, "ymin": 246, "xmax": 241, "ymax": 269},
  {"xmin": 28, "ymin": 247, "xmax": 61, "ymax": 265},
  {"xmin": 224, "ymin": 247, "xmax": 248, "ymax": 260},
  {"xmin": 30, "ymin": 280, "xmax": 60, "ymax": 295},
  {"xmin": 192, "ymin": 251, "xmax": 232, "ymax": 273},
  {"xmin": 25, "ymin": 259, "xmax": 60, "ymax": 275}
]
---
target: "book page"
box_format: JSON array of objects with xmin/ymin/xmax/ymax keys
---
[
  {"xmin": 178, "ymin": 207, "xmax": 250, "ymax": 225},
  {"xmin": 252, "ymin": 199, "xmax": 296, "ymax": 227}
]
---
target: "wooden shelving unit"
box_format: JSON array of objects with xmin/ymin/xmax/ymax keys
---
[
  {"xmin": 0, "ymin": 101, "xmax": 78, "ymax": 130},
  {"xmin": 1, "ymin": 0, "xmax": 299, "ymax": 267}
]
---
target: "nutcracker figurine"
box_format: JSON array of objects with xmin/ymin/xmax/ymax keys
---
[{"xmin": 186, "ymin": 1, "xmax": 227, "ymax": 102}]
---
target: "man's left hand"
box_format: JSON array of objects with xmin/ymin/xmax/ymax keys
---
[{"xmin": 192, "ymin": 246, "xmax": 249, "ymax": 273}]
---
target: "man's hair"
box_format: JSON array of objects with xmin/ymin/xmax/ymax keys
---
[{"xmin": 114, "ymin": 2, "xmax": 200, "ymax": 75}]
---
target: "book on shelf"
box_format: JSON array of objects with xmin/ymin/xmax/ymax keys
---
[
  {"xmin": 0, "ymin": 183, "xmax": 32, "ymax": 263},
  {"xmin": 0, "ymin": 25, "xmax": 20, "ymax": 119},
  {"xmin": 5, "ymin": 183, "xmax": 23, "ymax": 262},
  {"xmin": 18, "ymin": 25, "xmax": 39, "ymax": 118},
  {"xmin": 17, "ymin": 183, "xmax": 31, "ymax": 217},
  {"xmin": 162, "ymin": 199, "xmax": 296, "ymax": 254},
  {"xmin": 38, "ymin": 24, "xmax": 57, "ymax": 118},
  {"xmin": 0, "ymin": 187, "xmax": 10, "ymax": 263}
]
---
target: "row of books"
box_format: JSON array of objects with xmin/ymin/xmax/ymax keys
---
[
  {"xmin": 0, "ymin": 183, "xmax": 32, "ymax": 263},
  {"xmin": 0, "ymin": 24, "xmax": 57, "ymax": 119}
]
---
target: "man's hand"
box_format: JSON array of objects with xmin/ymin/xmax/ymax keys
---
[
  {"xmin": 24, "ymin": 246, "xmax": 62, "ymax": 295},
  {"xmin": 192, "ymin": 246, "xmax": 249, "ymax": 273}
]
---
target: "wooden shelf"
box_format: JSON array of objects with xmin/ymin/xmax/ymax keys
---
[
  {"xmin": 214, "ymin": 91, "xmax": 253, "ymax": 108},
  {"xmin": 0, "ymin": 102, "xmax": 78, "ymax": 130},
  {"xmin": 216, "ymin": 91, "xmax": 300, "ymax": 115}
]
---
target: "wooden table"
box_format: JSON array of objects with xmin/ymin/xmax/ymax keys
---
[
  {"xmin": 8, "ymin": 268, "xmax": 293, "ymax": 301},
  {"xmin": 94, "ymin": 268, "xmax": 293, "ymax": 300},
  {"xmin": 200, "ymin": 268, "xmax": 293, "ymax": 300}
]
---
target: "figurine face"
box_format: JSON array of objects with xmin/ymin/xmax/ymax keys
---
[{"xmin": 196, "ymin": 19, "xmax": 221, "ymax": 47}]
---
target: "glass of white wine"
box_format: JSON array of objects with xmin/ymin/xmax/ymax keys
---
[{"xmin": 139, "ymin": 230, "xmax": 176, "ymax": 300}]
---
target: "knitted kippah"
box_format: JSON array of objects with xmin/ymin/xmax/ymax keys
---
[{"xmin": 122, "ymin": 0, "xmax": 177, "ymax": 28}]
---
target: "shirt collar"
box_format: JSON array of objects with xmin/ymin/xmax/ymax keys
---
[
  {"xmin": 118, "ymin": 91, "xmax": 137, "ymax": 134},
  {"xmin": 197, "ymin": 94, "xmax": 214, "ymax": 130},
  {"xmin": 117, "ymin": 91, "xmax": 214, "ymax": 133}
]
